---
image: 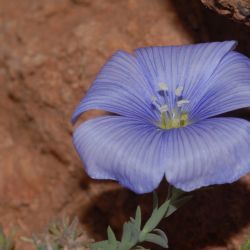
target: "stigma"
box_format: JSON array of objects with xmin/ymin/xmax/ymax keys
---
[{"xmin": 151, "ymin": 84, "xmax": 189, "ymax": 129}]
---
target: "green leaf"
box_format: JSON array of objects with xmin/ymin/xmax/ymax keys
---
[
  {"xmin": 90, "ymin": 240, "xmax": 109, "ymax": 250},
  {"xmin": 107, "ymin": 226, "xmax": 117, "ymax": 245},
  {"xmin": 171, "ymin": 187, "xmax": 185, "ymax": 200},
  {"xmin": 165, "ymin": 203, "xmax": 177, "ymax": 218},
  {"xmin": 176, "ymin": 194, "xmax": 192, "ymax": 205},
  {"xmin": 90, "ymin": 227, "xmax": 118, "ymax": 250},
  {"xmin": 121, "ymin": 222, "xmax": 132, "ymax": 244},
  {"xmin": 153, "ymin": 228, "xmax": 168, "ymax": 244},
  {"xmin": 152, "ymin": 191, "xmax": 159, "ymax": 210},
  {"xmin": 91, "ymin": 186, "xmax": 192, "ymax": 250},
  {"xmin": 144, "ymin": 233, "xmax": 168, "ymax": 248},
  {"xmin": 119, "ymin": 217, "xmax": 143, "ymax": 249},
  {"xmin": 120, "ymin": 206, "xmax": 141, "ymax": 247},
  {"xmin": 134, "ymin": 206, "xmax": 141, "ymax": 232},
  {"xmin": 142, "ymin": 200, "xmax": 170, "ymax": 234},
  {"xmin": 165, "ymin": 195, "xmax": 192, "ymax": 218}
]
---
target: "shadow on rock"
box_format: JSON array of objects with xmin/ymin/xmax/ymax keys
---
[
  {"xmin": 81, "ymin": 180, "xmax": 250, "ymax": 250},
  {"xmin": 171, "ymin": 0, "xmax": 250, "ymax": 56}
]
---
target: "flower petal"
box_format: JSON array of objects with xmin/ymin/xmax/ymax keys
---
[
  {"xmin": 134, "ymin": 41, "xmax": 236, "ymax": 110},
  {"xmin": 73, "ymin": 116, "xmax": 166, "ymax": 194},
  {"xmin": 165, "ymin": 117, "xmax": 250, "ymax": 191},
  {"xmin": 74, "ymin": 115, "xmax": 250, "ymax": 194},
  {"xmin": 72, "ymin": 51, "xmax": 158, "ymax": 124},
  {"xmin": 190, "ymin": 51, "xmax": 250, "ymax": 121}
]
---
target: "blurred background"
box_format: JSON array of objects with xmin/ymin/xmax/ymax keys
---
[{"xmin": 0, "ymin": 0, "xmax": 250, "ymax": 249}]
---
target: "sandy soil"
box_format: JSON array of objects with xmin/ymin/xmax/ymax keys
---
[{"xmin": 0, "ymin": 0, "xmax": 250, "ymax": 249}]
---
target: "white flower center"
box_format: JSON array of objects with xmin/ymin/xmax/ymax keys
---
[{"xmin": 151, "ymin": 83, "xmax": 189, "ymax": 129}]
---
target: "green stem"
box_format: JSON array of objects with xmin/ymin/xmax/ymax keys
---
[{"xmin": 90, "ymin": 185, "xmax": 191, "ymax": 250}]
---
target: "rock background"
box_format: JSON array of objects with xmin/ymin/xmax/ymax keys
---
[
  {"xmin": 0, "ymin": 0, "xmax": 250, "ymax": 249},
  {"xmin": 201, "ymin": 0, "xmax": 250, "ymax": 26}
]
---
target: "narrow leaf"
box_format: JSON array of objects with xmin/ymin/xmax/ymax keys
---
[
  {"xmin": 165, "ymin": 203, "xmax": 177, "ymax": 218},
  {"xmin": 153, "ymin": 191, "xmax": 158, "ymax": 210},
  {"xmin": 153, "ymin": 228, "xmax": 168, "ymax": 244},
  {"xmin": 90, "ymin": 240, "xmax": 109, "ymax": 250},
  {"xmin": 171, "ymin": 187, "xmax": 186, "ymax": 201},
  {"xmin": 107, "ymin": 226, "xmax": 117, "ymax": 245},
  {"xmin": 144, "ymin": 233, "xmax": 168, "ymax": 248},
  {"xmin": 134, "ymin": 206, "xmax": 141, "ymax": 231},
  {"xmin": 165, "ymin": 195, "xmax": 192, "ymax": 218},
  {"xmin": 142, "ymin": 200, "xmax": 170, "ymax": 234},
  {"xmin": 121, "ymin": 222, "xmax": 132, "ymax": 244},
  {"xmin": 172, "ymin": 195, "xmax": 192, "ymax": 208}
]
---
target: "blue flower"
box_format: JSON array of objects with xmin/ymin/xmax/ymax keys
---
[{"xmin": 72, "ymin": 41, "xmax": 250, "ymax": 194}]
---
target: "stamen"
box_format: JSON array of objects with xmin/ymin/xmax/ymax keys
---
[
  {"xmin": 177, "ymin": 99, "xmax": 189, "ymax": 107},
  {"xmin": 151, "ymin": 96, "xmax": 157, "ymax": 103},
  {"xmin": 159, "ymin": 104, "xmax": 168, "ymax": 113},
  {"xmin": 151, "ymin": 96, "xmax": 161, "ymax": 111},
  {"xmin": 158, "ymin": 82, "xmax": 168, "ymax": 91},
  {"xmin": 152, "ymin": 88, "xmax": 189, "ymax": 130},
  {"xmin": 180, "ymin": 113, "xmax": 188, "ymax": 127},
  {"xmin": 175, "ymin": 86, "xmax": 184, "ymax": 97}
]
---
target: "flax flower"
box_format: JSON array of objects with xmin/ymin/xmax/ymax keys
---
[{"xmin": 72, "ymin": 41, "xmax": 250, "ymax": 194}]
